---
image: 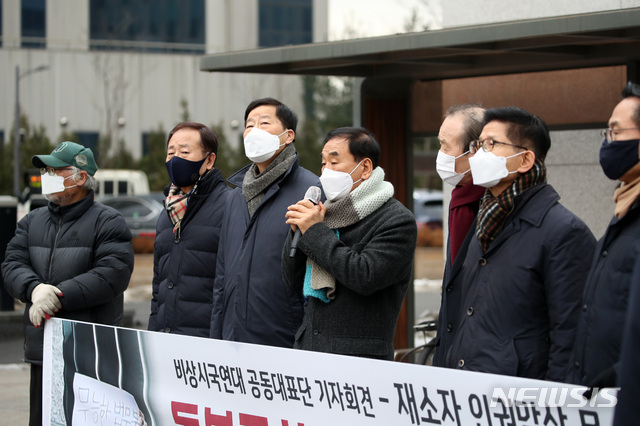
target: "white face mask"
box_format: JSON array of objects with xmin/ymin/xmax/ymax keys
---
[
  {"xmin": 436, "ymin": 150, "xmax": 470, "ymax": 186},
  {"xmin": 320, "ymin": 160, "xmax": 363, "ymax": 202},
  {"xmin": 469, "ymin": 148, "xmax": 524, "ymax": 188},
  {"xmin": 41, "ymin": 173, "xmax": 79, "ymax": 195},
  {"xmin": 243, "ymin": 127, "xmax": 288, "ymax": 163}
]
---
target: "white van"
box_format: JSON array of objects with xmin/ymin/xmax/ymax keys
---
[{"xmin": 94, "ymin": 169, "xmax": 150, "ymax": 197}]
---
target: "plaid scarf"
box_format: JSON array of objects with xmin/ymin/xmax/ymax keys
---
[
  {"xmin": 165, "ymin": 170, "xmax": 211, "ymax": 238},
  {"xmin": 476, "ymin": 160, "xmax": 546, "ymax": 252}
]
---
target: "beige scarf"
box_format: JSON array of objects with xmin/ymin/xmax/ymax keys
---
[{"xmin": 614, "ymin": 174, "xmax": 640, "ymax": 218}]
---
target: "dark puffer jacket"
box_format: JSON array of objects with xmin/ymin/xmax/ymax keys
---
[
  {"xmin": 149, "ymin": 169, "xmax": 230, "ymax": 336},
  {"xmin": 1, "ymin": 191, "xmax": 134, "ymax": 364},
  {"xmin": 568, "ymin": 198, "xmax": 640, "ymax": 385}
]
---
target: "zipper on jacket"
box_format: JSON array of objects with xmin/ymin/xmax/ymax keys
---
[{"xmin": 47, "ymin": 215, "xmax": 63, "ymax": 281}]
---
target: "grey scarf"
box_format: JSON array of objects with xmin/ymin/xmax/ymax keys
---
[{"xmin": 242, "ymin": 143, "xmax": 297, "ymax": 217}]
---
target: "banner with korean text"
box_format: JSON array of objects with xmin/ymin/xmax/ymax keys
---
[{"xmin": 43, "ymin": 318, "xmax": 616, "ymax": 426}]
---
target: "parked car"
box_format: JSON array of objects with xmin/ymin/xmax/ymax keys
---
[
  {"xmin": 413, "ymin": 189, "xmax": 443, "ymax": 247},
  {"xmin": 99, "ymin": 193, "xmax": 165, "ymax": 253}
]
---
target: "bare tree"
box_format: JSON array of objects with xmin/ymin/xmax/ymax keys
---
[{"xmin": 92, "ymin": 52, "xmax": 128, "ymax": 163}]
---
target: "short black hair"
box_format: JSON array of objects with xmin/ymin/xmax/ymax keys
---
[
  {"xmin": 444, "ymin": 103, "xmax": 485, "ymax": 151},
  {"xmin": 167, "ymin": 122, "xmax": 218, "ymax": 155},
  {"xmin": 323, "ymin": 127, "xmax": 380, "ymax": 169},
  {"xmin": 483, "ymin": 107, "xmax": 551, "ymax": 162},
  {"xmin": 244, "ymin": 97, "xmax": 298, "ymax": 133},
  {"xmin": 621, "ymin": 81, "xmax": 640, "ymax": 128}
]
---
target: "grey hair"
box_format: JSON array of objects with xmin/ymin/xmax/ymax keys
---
[
  {"xmin": 70, "ymin": 166, "xmax": 98, "ymax": 191},
  {"xmin": 444, "ymin": 103, "xmax": 485, "ymax": 150}
]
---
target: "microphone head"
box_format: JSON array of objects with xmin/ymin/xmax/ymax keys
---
[{"xmin": 304, "ymin": 186, "xmax": 322, "ymax": 204}]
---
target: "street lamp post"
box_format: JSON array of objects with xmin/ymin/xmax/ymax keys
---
[
  {"xmin": 13, "ymin": 66, "xmax": 20, "ymax": 199},
  {"xmin": 13, "ymin": 64, "xmax": 50, "ymax": 199}
]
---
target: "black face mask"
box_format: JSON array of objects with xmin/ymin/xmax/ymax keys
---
[
  {"xmin": 165, "ymin": 154, "xmax": 209, "ymax": 188},
  {"xmin": 599, "ymin": 138, "xmax": 640, "ymax": 180}
]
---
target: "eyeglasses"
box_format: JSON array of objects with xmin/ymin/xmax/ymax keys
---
[
  {"xmin": 40, "ymin": 167, "xmax": 73, "ymax": 176},
  {"xmin": 469, "ymin": 138, "xmax": 528, "ymax": 154},
  {"xmin": 601, "ymin": 128, "xmax": 640, "ymax": 144}
]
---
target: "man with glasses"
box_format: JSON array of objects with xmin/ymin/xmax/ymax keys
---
[
  {"xmin": 569, "ymin": 81, "xmax": 640, "ymax": 400},
  {"xmin": 2, "ymin": 141, "xmax": 134, "ymax": 425},
  {"xmin": 440, "ymin": 107, "xmax": 595, "ymax": 381}
]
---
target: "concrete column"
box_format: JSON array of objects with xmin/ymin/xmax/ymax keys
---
[
  {"xmin": 3, "ymin": 0, "xmax": 21, "ymax": 48},
  {"xmin": 46, "ymin": 0, "xmax": 89, "ymax": 51}
]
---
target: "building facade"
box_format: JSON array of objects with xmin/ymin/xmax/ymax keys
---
[{"xmin": 0, "ymin": 0, "xmax": 327, "ymax": 172}]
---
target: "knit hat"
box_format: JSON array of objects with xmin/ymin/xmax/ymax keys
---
[{"xmin": 32, "ymin": 141, "xmax": 98, "ymax": 176}]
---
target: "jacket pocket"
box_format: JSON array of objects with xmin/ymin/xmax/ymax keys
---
[
  {"xmin": 513, "ymin": 334, "xmax": 548, "ymax": 378},
  {"xmin": 294, "ymin": 324, "xmax": 306, "ymax": 343},
  {"xmin": 457, "ymin": 337, "xmax": 520, "ymax": 376}
]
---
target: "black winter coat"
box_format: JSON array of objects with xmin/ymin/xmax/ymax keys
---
[
  {"xmin": 432, "ymin": 221, "xmax": 476, "ymax": 367},
  {"xmin": 210, "ymin": 157, "xmax": 320, "ymax": 347},
  {"xmin": 613, "ymin": 254, "xmax": 640, "ymax": 426},
  {"xmin": 568, "ymin": 198, "xmax": 640, "ymax": 385},
  {"xmin": 1, "ymin": 191, "xmax": 134, "ymax": 364},
  {"xmin": 149, "ymin": 169, "xmax": 230, "ymax": 337},
  {"xmin": 444, "ymin": 184, "xmax": 596, "ymax": 381}
]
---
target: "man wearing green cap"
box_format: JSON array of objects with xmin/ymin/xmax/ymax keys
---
[{"xmin": 1, "ymin": 141, "xmax": 134, "ymax": 426}]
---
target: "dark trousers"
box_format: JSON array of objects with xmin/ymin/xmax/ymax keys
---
[{"xmin": 29, "ymin": 363, "xmax": 42, "ymax": 426}]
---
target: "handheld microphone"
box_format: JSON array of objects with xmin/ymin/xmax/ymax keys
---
[{"xmin": 289, "ymin": 186, "xmax": 322, "ymax": 258}]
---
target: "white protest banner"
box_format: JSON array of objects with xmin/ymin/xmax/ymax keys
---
[{"xmin": 43, "ymin": 318, "xmax": 616, "ymax": 425}]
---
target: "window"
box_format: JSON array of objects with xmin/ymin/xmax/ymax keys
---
[
  {"xmin": 75, "ymin": 131, "xmax": 100, "ymax": 161},
  {"xmin": 21, "ymin": 0, "xmax": 46, "ymax": 49},
  {"xmin": 117, "ymin": 200, "xmax": 152, "ymax": 219},
  {"xmin": 142, "ymin": 133, "xmax": 150, "ymax": 156},
  {"xmin": 259, "ymin": 0, "xmax": 312, "ymax": 48},
  {"xmin": 413, "ymin": 135, "xmax": 441, "ymax": 190},
  {"xmin": 90, "ymin": 0, "xmax": 205, "ymax": 53},
  {"xmin": 103, "ymin": 180, "xmax": 114, "ymax": 196},
  {"xmin": 118, "ymin": 181, "xmax": 129, "ymax": 195}
]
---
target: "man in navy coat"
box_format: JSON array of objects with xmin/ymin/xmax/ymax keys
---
[
  {"xmin": 570, "ymin": 81, "xmax": 640, "ymax": 402},
  {"xmin": 442, "ymin": 107, "xmax": 596, "ymax": 380},
  {"xmin": 210, "ymin": 98, "xmax": 320, "ymax": 348}
]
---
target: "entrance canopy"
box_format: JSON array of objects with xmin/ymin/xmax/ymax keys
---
[
  {"xmin": 201, "ymin": 8, "xmax": 640, "ymax": 80},
  {"xmin": 199, "ymin": 8, "xmax": 640, "ymax": 351}
]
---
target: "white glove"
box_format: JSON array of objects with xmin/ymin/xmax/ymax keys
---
[{"xmin": 29, "ymin": 283, "xmax": 63, "ymax": 327}]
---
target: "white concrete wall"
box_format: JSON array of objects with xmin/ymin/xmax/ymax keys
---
[
  {"xmin": 0, "ymin": 50, "xmax": 305, "ymax": 156},
  {"xmin": 47, "ymin": 0, "xmax": 89, "ymax": 51},
  {"xmin": 442, "ymin": 0, "xmax": 640, "ymax": 28},
  {"xmin": 546, "ymin": 129, "xmax": 619, "ymax": 239},
  {"xmin": 0, "ymin": 0, "xmax": 327, "ymax": 159}
]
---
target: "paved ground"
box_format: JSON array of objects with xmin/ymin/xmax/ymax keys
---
[{"xmin": 0, "ymin": 248, "xmax": 444, "ymax": 424}]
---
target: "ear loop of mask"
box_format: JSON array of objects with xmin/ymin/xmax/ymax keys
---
[
  {"xmin": 63, "ymin": 172, "xmax": 81, "ymax": 189},
  {"xmin": 455, "ymin": 151, "xmax": 471, "ymax": 175},
  {"xmin": 276, "ymin": 129, "xmax": 289, "ymax": 149},
  {"xmin": 349, "ymin": 160, "xmax": 365, "ymax": 186},
  {"xmin": 504, "ymin": 150, "xmax": 526, "ymax": 175}
]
